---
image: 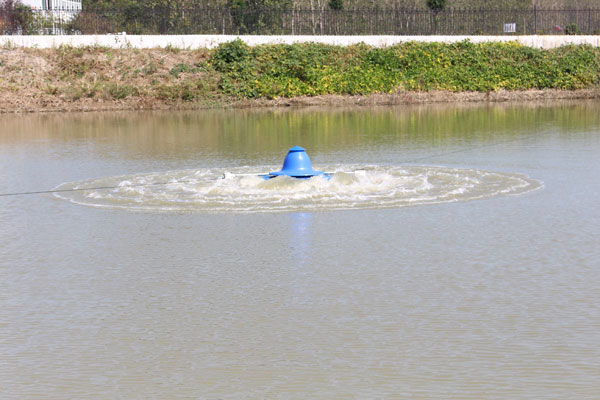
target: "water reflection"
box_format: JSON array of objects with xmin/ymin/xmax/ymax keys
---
[
  {"xmin": 1, "ymin": 101, "xmax": 599, "ymax": 167},
  {"xmin": 289, "ymin": 212, "xmax": 313, "ymax": 266}
]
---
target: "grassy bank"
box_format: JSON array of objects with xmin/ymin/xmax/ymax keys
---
[{"xmin": 1, "ymin": 40, "xmax": 599, "ymax": 112}]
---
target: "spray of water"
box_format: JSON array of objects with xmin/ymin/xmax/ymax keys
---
[{"xmin": 54, "ymin": 165, "xmax": 541, "ymax": 213}]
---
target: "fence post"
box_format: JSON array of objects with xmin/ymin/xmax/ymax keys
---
[
  {"xmin": 429, "ymin": 9, "xmax": 433, "ymax": 35},
  {"xmin": 291, "ymin": 7, "xmax": 295, "ymax": 35},
  {"xmin": 533, "ymin": 5, "xmax": 537, "ymax": 34}
]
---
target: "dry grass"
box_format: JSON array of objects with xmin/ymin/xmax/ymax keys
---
[{"xmin": 0, "ymin": 46, "xmax": 221, "ymax": 113}]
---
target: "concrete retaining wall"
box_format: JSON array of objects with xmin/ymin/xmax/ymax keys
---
[{"xmin": 2, "ymin": 34, "xmax": 600, "ymax": 49}]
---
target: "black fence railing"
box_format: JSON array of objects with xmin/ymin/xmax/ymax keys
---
[{"xmin": 2, "ymin": 7, "xmax": 600, "ymax": 36}]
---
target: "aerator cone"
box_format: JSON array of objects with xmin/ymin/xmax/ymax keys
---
[{"xmin": 269, "ymin": 146, "xmax": 325, "ymax": 178}]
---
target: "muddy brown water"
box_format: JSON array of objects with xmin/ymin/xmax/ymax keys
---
[{"xmin": 1, "ymin": 102, "xmax": 599, "ymax": 398}]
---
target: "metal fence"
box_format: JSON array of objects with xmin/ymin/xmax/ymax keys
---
[{"xmin": 2, "ymin": 7, "xmax": 600, "ymax": 36}]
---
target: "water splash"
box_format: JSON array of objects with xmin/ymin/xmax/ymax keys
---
[{"xmin": 54, "ymin": 165, "xmax": 541, "ymax": 213}]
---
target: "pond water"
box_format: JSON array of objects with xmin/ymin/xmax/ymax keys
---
[{"xmin": 1, "ymin": 102, "xmax": 599, "ymax": 399}]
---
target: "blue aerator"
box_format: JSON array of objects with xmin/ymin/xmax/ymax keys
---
[{"xmin": 266, "ymin": 146, "xmax": 327, "ymax": 179}]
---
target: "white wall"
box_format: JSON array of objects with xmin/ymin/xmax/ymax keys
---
[{"xmin": 1, "ymin": 35, "xmax": 599, "ymax": 49}]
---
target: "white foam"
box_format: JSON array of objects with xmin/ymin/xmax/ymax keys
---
[{"xmin": 54, "ymin": 165, "xmax": 541, "ymax": 213}]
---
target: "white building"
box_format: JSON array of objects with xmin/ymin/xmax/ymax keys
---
[
  {"xmin": 20, "ymin": 0, "xmax": 82, "ymax": 11},
  {"xmin": 19, "ymin": 0, "xmax": 82, "ymax": 34}
]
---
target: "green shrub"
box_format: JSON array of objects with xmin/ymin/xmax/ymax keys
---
[
  {"xmin": 206, "ymin": 40, "xmax": 600, "ymax": 99},
  {"xmin": 565, "ymin": 23, "xmax": 581, "ymax": 35},
  {"xmin": 209, "ymin": 38, "xmax": 251, "ymax": 72}
]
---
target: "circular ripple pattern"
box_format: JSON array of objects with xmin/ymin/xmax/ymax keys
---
[{"xmin": 54, "ymin": 165, "xmax": 541, "ymax": 213}]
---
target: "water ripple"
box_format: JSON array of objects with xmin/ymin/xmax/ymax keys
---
[{"xmin": 54, "ymin": 165, "xmax": 541, "ymax": 213}]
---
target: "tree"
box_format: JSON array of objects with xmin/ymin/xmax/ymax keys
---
[
  {"xmin": 426, "ymin": 0, "xmax": 446, "ymax": 12},
  {"xmin": 227, "ymin": 0, "xmax": 293, "ymax": 34},
  {"xmin": 426, "ymin": 0, "xmax": 446, "ymax": 34},
  {"xmin": 82, "ymin": 0, "xmax": 183, "ymax": 34},
  {"xmin": 0, "ymin": 0, "xmax": 35, "ymax": 34},
  {"xmin": 328, "ymin": 0, "xmax": 343, "ymax": 10}
]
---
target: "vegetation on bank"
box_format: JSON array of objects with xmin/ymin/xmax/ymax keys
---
[
  {"xmin": 210, "ymin": 40, "xmax": 600, "ymax": 98},
  {"xmin": 0, "ymin": 40, "xmax": 599, "ymax": 111}
]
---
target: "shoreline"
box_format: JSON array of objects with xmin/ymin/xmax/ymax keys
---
[{"xmin": 2, "ymin": 89, "xmax": 599, "ymax": 114}]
